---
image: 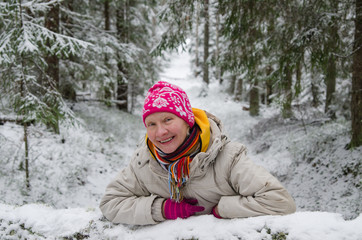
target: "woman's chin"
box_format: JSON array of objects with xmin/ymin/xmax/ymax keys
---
[
  {"xmin": 157, "ymin": 143, "xmax": 178, "ymax": 154},
  {"xmin": 158, "ymin": 146, "xmax": 176, "ymax": 154}
]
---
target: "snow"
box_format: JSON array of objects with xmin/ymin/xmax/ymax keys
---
[
  {"xmin": 0, "ymin": 204, "xmax": 97, "ymax": 238},
  {"xmin": 1, "ymin": 203, "xmax": 361, "ymax": 240},
  {"xmin": 1, "ymin": 49, "xmax": 361, "ymax": 239}
]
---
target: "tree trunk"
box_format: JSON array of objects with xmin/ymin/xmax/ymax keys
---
[
  {"xmin": 203, "ymin": 0, "xmax": 209, "ymax": 86},
  {"xmin": 116, "ymin": 65, "xmax": 128, "ymax": 111},
  {"xmin": 60, "ymin": 0, "xmax": 74, "ymax": 37},
  {"xmin": 195, "ymin": 1, "xmax": 200, "ymax": 76},
  {"xmin": 250, "ymin": 78, "xmax": 259, "ymax": 116},
  {"xmin": 44, "ymin": 1, "xmax": 60, "ymax": 89},
  {"xmin": 116, "ymin": 1, "xmax": 129, "ymax": 111},
  {"xmin": 311, "ymin": 63, "xmax": 320, "ymax": 107},
  {"xmin": 104, "ymin": 0, "xmax": 113, "ymax": 100},
  {"xmin": 266, "ymin": 79, "xmax": 272, "ymax": 105},
  {"xmin": 44, "ymin": 1, "xmax": 60, "ymax": 133},
  {"xmin": 234, "ymin": 77, "xmax": 243, "ymax": 101},
  {"xmin": 18, "ymin": 1, "xmax": 30, "ymax": 189},
  {"xmin": 282, "ymin": 65, "xmax": 293, "ymax": 118},
  {"xmin": 21, "ymin": 70, "xmax": 30, "ymax": 190},
  {"xmin": 295, "ymin": 57, "xmax": 302, "ymax": 98},
  {"xmin": 266, "ymin": 65, "xmax": 273, "ymax": 105},
  {"xmin": 59, "ymin": 0, "xmax": 78, "ymax": 101},
  {"xmin": 349, "ymin": 0, "xmax": 362, "ymax": 148},
  {"xmin": 24, "ymin": 123, "xmax": 30, "ymax": 189},
  {"xmin": 325, "ymin": 54, "xmax": 336, "ymax": 118},
  {"xmin": 128, "ymin": 80, "xmax": 135, "ymax": 114},
  {"xmin": 324, "ymin": 2, "xmax": 338, "ymax": 118},
  {"xmin": 105, "ymin": 0, "xmax": 110, "ymax": 32},
  {"xmin": 60, "ymin": 0, "xmax": 77, "ymax": 101},
  {"xmin": 229, "ymin": 74, "xmax": 236, "ymax": 95},
  {"xmin": 215, "ymin": 10, "xmax": 221, "ymax": 84}
]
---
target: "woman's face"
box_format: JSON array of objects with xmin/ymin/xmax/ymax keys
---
[{"xmin": 145, "ymin": 112, "xmax": 189, "ymax": 154}]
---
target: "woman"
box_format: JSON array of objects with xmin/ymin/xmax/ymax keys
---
[{"xmin": 100, "ymin": 81, "xmax": 296, "ymax": 225}]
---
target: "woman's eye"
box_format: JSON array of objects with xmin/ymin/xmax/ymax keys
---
[{"xmin": 165, "ymin": 118, "xmax": 172, "ymax": 122}]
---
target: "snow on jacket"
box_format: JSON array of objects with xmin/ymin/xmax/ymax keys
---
[{"xmin": 99, "ymin": 109, "xmax": 296, "ymax": 225}]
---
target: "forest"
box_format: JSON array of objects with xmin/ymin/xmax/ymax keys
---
[{"xmin": 0, "ymin": 0, "xmax": 361, "ymax": 239}]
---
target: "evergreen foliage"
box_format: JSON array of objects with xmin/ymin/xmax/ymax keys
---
[
  {"xmin": 0, "ymin": 0, "xmax": 162, "ymax": 188},
  {"xmin": 0, "ymin": 0, "xmax": 161, "ymax": 125},
  {"xmin": 151, "ymin": 0, "xmax": 195, "ymax": 56},
  {"xmin": 0, "ymin": 0, "xmax": 89, "ymax": 130}
]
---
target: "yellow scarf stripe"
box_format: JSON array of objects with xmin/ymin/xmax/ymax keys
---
[{"xmin": 192, "ymin": 108, "xmax": 210, "ymax": 153}]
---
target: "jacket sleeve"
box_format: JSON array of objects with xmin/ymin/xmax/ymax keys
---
[
  {"xmin": 217, "ymin": 145, "xmax": 296, "ymax": 218},
  {"xmin": 99, "ymin": 161, "xmax": 163, "ymax": 225}
]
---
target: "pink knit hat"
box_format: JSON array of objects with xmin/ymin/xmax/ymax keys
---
[{"xmin": 142, "ymin": 81, "xmax": 195, "ymax": 128}]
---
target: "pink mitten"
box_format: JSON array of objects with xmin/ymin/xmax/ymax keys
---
[{"xmin": 163, "ymin": 198, "xmax": 205, "ymax": 220}]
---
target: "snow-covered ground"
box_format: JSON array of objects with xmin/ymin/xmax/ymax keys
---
[
  {"xmin": 0, "ymin": 50, "xmax": 361, "ymax": 239},
  {"xmin": 1, "ymin": 203, "xmax": 361, "ymax": 240}
]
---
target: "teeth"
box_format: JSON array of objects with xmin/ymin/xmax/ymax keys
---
[{"xmin": 160, "ymin": 137, "xmax": 173, "ymax": 143}]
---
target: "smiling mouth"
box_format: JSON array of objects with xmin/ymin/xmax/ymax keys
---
[{"xmin": 160, "ymin": 137, "xmax": 174, "ymax": 143}]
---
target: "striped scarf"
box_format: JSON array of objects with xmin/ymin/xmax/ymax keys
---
[{"xmin": 151, "ymin": 125, "xmax": 201, "ymax": 202}]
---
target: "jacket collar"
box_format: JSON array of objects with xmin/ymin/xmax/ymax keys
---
[{"xmin": 190, "ymin": 111, "xmax": 229, "ymax": 178}]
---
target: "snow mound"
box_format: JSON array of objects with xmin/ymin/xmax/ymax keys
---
[{"xmin": 1, "ymin": 203, "xmax": 361, "ymax": 240}]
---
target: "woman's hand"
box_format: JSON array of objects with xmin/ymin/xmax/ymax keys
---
[{"xmin": 162, "ymin": 198, "xmax": 205, "ymax": 220}]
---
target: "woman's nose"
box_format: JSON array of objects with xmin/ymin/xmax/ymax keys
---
[{"xmin": 156, "ymin": 125, "xmax": 168, "ymax": 137}]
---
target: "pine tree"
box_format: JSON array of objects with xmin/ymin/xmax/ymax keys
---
[
  {"xmin": 58, "ymin": 0, "xmax": 159, "ymax": 112},
  {"xmin": 303, "ymin": 0, "xmax": 354, "ymax": 116},
  {"xmin": 218, "ymin": 0, "xmax": 270, "ymax": 116},
  {"xmin": 151, "ymin": 0, "xmax": 195, "ymax": 56},
  {"xmin": 114, "ymin": 0, "xmax": 161, "ymax": 112},
  {"xmin": 0, "ymin": 0, "xmax": 90, "ymax": 187}
]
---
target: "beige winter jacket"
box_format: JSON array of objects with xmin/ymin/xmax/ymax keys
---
[{"xmin": 100, "ymin": 110, "xmax": 296, "ymax": 225}]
